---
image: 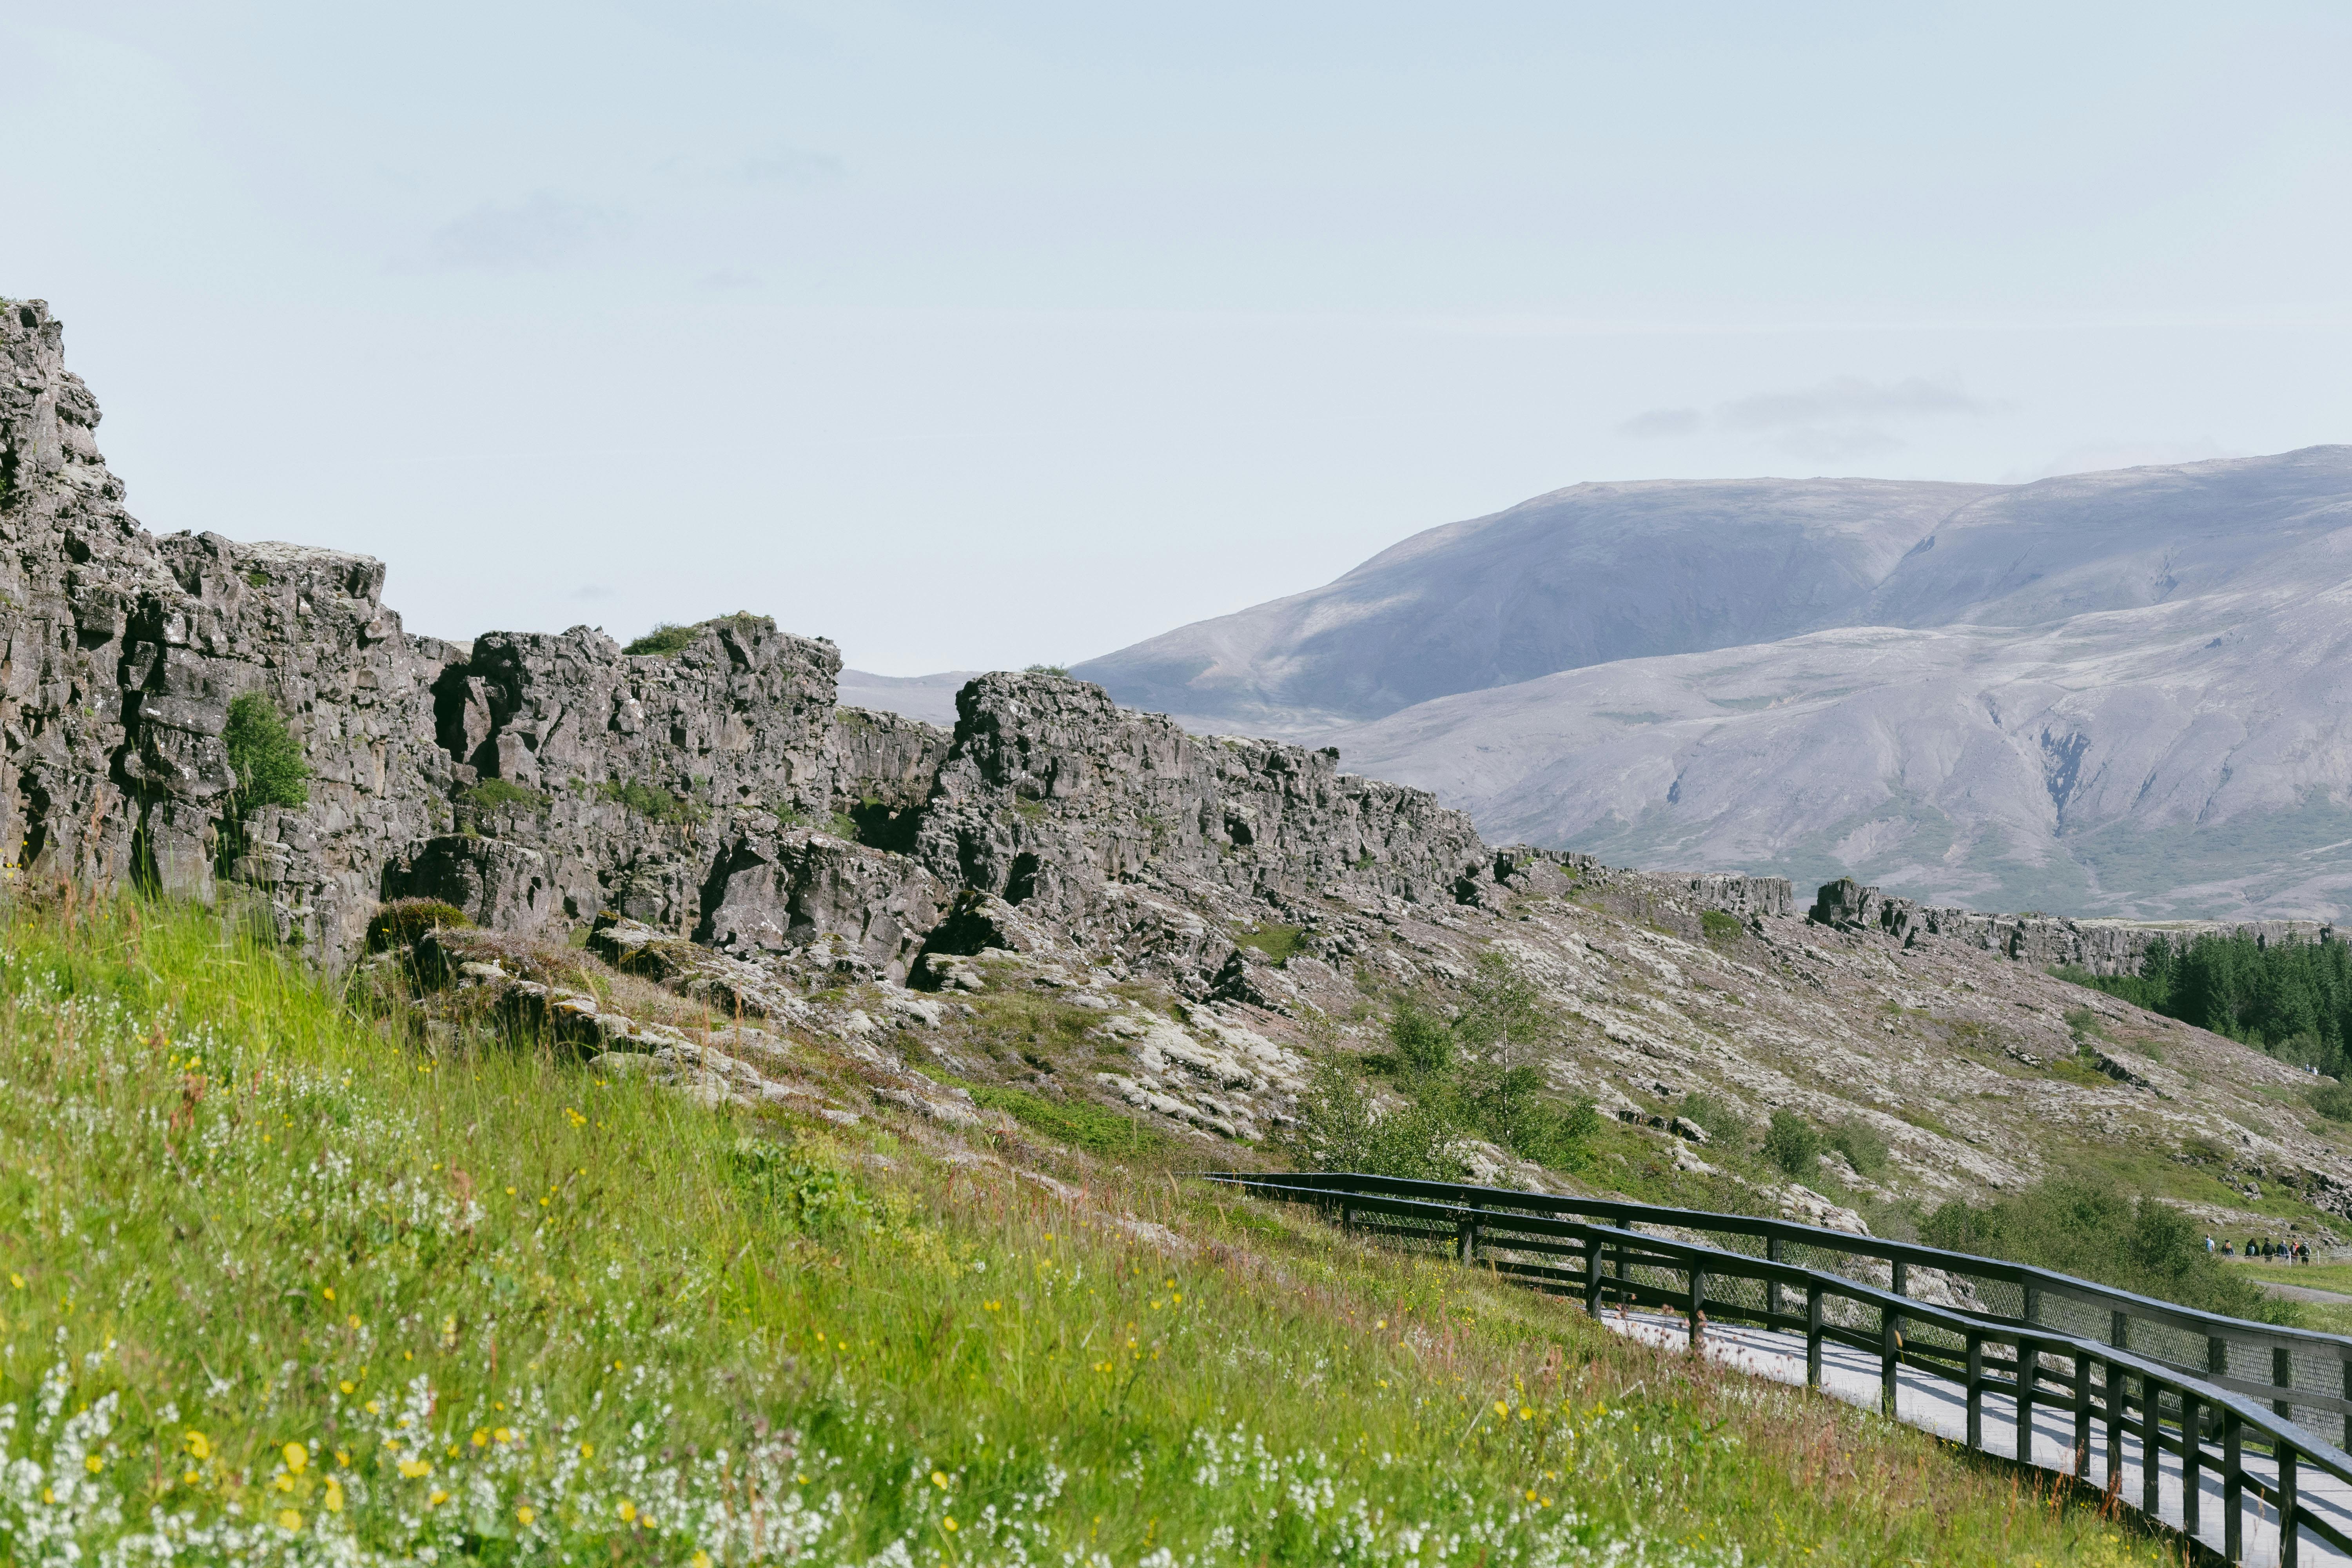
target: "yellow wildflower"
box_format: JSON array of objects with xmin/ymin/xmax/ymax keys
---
[
  {"xmin": 85, "ymin": 1455, "xmax": 103, "ymax": 1474},
  {"xmin": 694, "ymin": 1554, "xmax": 713, "ymax": 1568},
  {"xmin": 323, "ymin": 1287, "xmax": 335, "ymax": 1301},
  {"xmin": 181, "ymin": 1470, "xmax": 199, "ymax": 1486},
  {"xmin": 931, "ymin": 1470, "xmax": 949, "ymax": 1489},
  {"xmin": 472, "ymin": 1428, "xmax": 490, "ymax": 1448},
  {"xmin": 428, "ymin": 1488, "xmax": 449, "ymax": 1507},
  {"xmin": 324, "ymin": 1478, "xmax": 343, "ymax": 1514},
  {"xmin": 617, "ymin": 1500, "xmax": 637, "ymax": 1523},
  {"xmin": 185, "ymin": 1431, "xmax": 212, "ymax": 1459},
  {"xmin": 517, "ymin": 1504, "xmax": 537, "ymax": 1525},
  {"xmin": 580, "ymin": 1441, "xmax": 594, "ymax": 1458},
  {"xmin": 277, "ymin": 1509, "xmax": 302, "ymax": 1532},
  {"xmin": 944, "ymin": 1516, "xmax": 959, "ymax": 1532},
  {"xmin": 338, "ymin": 1381, "xmax": 354, "ymax": 1395},
  {"xmin": 495, "ymin": 1426, "xmax": 514, "ymax": 1444},
  {"xmin": 363, "ymin": 1400, "xmax": 381, "ymax": 1416},
  {"xmin": 284, "ymin": 1441, "xmax": 309, "ymax": 1474},
  {"xmin": 398, "ymin": 1457, "xmax": 432, "ymax": 1479},
  {"xmin": 7, "ymin": 1274, "xmax": 21, "ymax": 1290}
]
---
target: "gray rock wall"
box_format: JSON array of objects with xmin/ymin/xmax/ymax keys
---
[
  {"xmin": 1808, "ymin": 875, "xmax": 2335, "ymax": 974},
  {"xmin": 908, "ymin": 671, "xmax": 1490, "ymax": 933}
]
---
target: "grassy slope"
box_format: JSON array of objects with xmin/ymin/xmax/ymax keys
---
[{"xmin": 0, "ymin": 900, "xmax": 2183, "ymax": 1565}]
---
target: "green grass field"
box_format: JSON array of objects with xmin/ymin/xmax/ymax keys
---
[{"xmin": 0, "ymin": 898, "xmax": 2188, "ymax": 1564}]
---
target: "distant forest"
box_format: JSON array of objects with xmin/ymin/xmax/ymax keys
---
[{"xmin": 2061, "ymin": 932, "xmax": 2352, "ymax": 1078}]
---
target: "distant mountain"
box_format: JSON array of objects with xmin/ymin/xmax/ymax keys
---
[
  {"xmin": 1071, "ymin": 476, "xmax": 1993, "ymax": 733},
  {"xmin": 1080, "ymin": 448, "xmax": 2352, "ymax": 919}
]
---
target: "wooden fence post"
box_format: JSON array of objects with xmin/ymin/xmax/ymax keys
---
[
  {"xmin": 2110, "ymin": 1308, "xmax": 2127, "ymax": 1350},
  {"xmin": 2181, "ymin": 1389, "xmax": 2200, "ymax": 1541},
  {"xmin": 1689, "ymin": 1265, "xmax": 1707, "ymax": 1352},
  {"xmin": 2274, "ymin": 1345, "xmax": 2294, "ymax": 1421},
  {"xmin": 2281, "ymin": 1443, "xmax": 2300, "ymax": 1568},
  {"xmin": 1806, "ymin": 1283, "xmax": 1824, "ymax": 1388},
  {"xmin": 2223, "ymin": 1412, "xmax": 2243, "ymax": 1564},
  {"xmin": 1880, "ymin": 1307, "xmax": 1899, "ymax": 1417},
  {"xmin": 2140, "ymin": 1374, "xmax": 2160, "ymax": 1519},
  {"xmin": 2070, "ymin": 1351, "xmax": 2089, "ymax": 1472},
  {"xmin": 1966, "ymin": 1334, "xmax": 1983, "ymax": 1451},
  {"xmin": 2105, "ymin": 1359, "xmax": 2124, "ymax": 1490},
  {"xmin": 2015, "ymin": 1336, "xmax": 2035, "ymax": 1466},
  {"xmin": 1583, "ymin": 1234, "xmax": 1604, "ymax": 1318}
]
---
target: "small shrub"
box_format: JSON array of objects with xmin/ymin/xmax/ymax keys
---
[
  {"xmin": 1676, "ymin": 1091, "xmax": 1748, "ymax": 1146},
  {"xmin": 964, "ymin": 1085, "xmax": 1160, "ymax": 1156},
  {"xmin": 1827, "ymin": 1117, "xmax": 1888, "ymax": 1178},
  {"xmin": 2314, "ymin": 1079, "xmax": 2352, "ymax": 1122},
  {"xmin": 727, "ymin": 1138, "xmax": 868, "ymax": 1234},
  {"xmin": 365, "ymin": 898, "xmax": 470, "ymax": 952},
  {"xmin": 459, "ymin": 778, "xmax": 547, "ymax": 813},
  {"xmin": 1698, "ymin": 909, "xmax": 1743, "ymax": 947},
  {"xmin": 596, "ymin": 779, "xmax": 698, "ymax": 824},
  {"xmin": 1762, "ymin": 1111, "xmax": 1821, "ymax": 1178},
  {"xmin": 2062, "ymin": 1006, "xmax": 2107, "ymax": 1042},
  {"xmin": 1389, "ymin": 997, "xmax": 1453, "ymax": 1076},
  {"xmin": 1024, "ymin": 663, "xmax": 1070, "ymax": 677},
  {"xmin": 1283, "ymin": 1059, "xmax": 1467, "ymax": 1181},
  {"xmin": 624, "ymin": 623, "xmax": 698, "ymax": 657},
  {"xmin": 1923, "ymin": 1175, "xmax": 2282, "ymax": 1321},
  {"xmin": 1234, "ymin": 923, "xmax": 1306, "ymax": 967},
  {"xmin": 223, "ymin": 692, "xmax": 310, "ymax": 811}
]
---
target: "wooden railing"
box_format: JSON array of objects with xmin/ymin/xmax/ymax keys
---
[{"xmin": 1207, "ymin": 1172, "xmax": 2352, "ymax": 1565}]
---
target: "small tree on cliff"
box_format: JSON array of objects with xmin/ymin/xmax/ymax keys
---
[{"xmin": 223, "ymin": 692, "xmax": 310, "ymax": 812}]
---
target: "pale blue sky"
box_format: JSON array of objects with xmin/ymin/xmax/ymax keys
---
[{"xmin": 7, "ymin": 3, "xmax": 2350, "ymax": 671}]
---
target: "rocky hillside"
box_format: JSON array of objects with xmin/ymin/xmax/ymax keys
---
[
  {"xmin": 10, "ymin": 295, "xmax": 2352, "ymax": 1256},
  {"xmin": 1070, "ymin": 448, "xmax": 2352, "ymax": 919}
]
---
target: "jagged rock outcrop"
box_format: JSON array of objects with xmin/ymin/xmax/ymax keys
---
[
  {"xmin": 0, "ymin": 301, "xmax": 1506, "ymax": 979},
  {"xmin": 1809, "ymin": 873, "xmax": 2335, "ymax": 973},
  {"xmin": 909, "ymin": 672, "xmax": 1489, "ymax": 929}
]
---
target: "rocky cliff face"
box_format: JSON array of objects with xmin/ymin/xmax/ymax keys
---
[{"xmin": 0, "ymin": 302, "xmax": 1506, "ymax": 982}]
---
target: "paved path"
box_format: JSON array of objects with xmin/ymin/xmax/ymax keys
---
[{"xmin": 1596, "ymin": 1307, "xmax": 2352, "ymax": 1566}]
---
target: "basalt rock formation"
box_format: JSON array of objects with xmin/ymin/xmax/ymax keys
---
[{"xmin": 0, "ymin": 301, "xmax": 1516, "ymax": 986}]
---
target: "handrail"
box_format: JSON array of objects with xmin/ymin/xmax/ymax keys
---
[
  {"xmin": 1209, "ymin": 1171, "xmax": 2352, "ymax": 1565},
  {"xmin": 1221, "ymin": 1170, "xmax": 2352, "ymax": 1359}
]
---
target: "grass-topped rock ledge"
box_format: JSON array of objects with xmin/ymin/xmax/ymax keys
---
[{"xmin": 0, "ymin": 894, "xmax": 2180, "ymax": 1567}]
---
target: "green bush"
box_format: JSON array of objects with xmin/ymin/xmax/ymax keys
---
[
  {"xmin": 623, "ymin": 622, "xmax": 698, "ymax": 657},
  {"xmin": 2313, "ymin": 1079, "xmax": 2352, "ymax": 1121},
  {"xmin": 1389, "ymin": 996, "xmax": 1454, "ymax": 1075},
  {"xmin": 458, "ymin": 777, "xmax": 547, "ymax": 813},
  {"xmin": 1827, "ymin": 1117, "xmax": 1888, "ymax": 1178},
  {"xmin": 364, "ymin": 898, "xmax": 471, "ymax": 952},
  {"xmin": 222, "ymin": 691, "xmax": 310, "ymax": 811},
  {"xmin": 1024, "ymin": 663, "xmax": 1070, "ymax": 677},
  {"xmin": 1699, "ymin": 909, "xmax": 1744, "ymax": 947},
  {"xmin": 1675, "ymin": 1091, "xmax": 1748, "ymax": 1146},
  {"xmin": 596, "ymin": 778, "xmax": 698, "ymax": 824},
  {"xmin": 1922, "ymin": 1176, "xmax": 2284, "ymax": 1321},
  {"xmin": 1762, "ymin": 1111, "xmax": 1821, "ymax": 1178},
  {"xmin": 726, "ymin": 1137, "xmax": 869, "ymax": 1234},
  {"xmin": 1283, "ymin": 1059, "xmax": 1468, "ymax": 1181}
]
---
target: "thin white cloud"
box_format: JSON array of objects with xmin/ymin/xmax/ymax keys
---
[
  {"xmin": 1617, "ymin": 407, "xmax": 1702, "ymax": 438},
  {"xmin": 430, "ymin": 192, "xmax": 622, "ymax": 270},
  {"xmin": 1718, "ymin": 375, "xmax": 1998, "ymax": 431},
  {"xmin": 1619, "ymin": 374, "xmax": 2004, "ymax": 461}
]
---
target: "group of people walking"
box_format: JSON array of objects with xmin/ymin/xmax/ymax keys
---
[{"xmin": 2207, "ymin": 1234, "xmax": 2314, "ymax": 1262}]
